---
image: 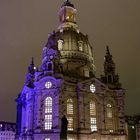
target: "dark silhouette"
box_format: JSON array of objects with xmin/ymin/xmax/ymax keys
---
[{"xmin": 60, "ymin": 115, "xmax": 68, "ymax": 140}]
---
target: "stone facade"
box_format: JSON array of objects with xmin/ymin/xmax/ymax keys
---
[
  {"xmin": 16, "ymin": 1, "xmax": 127, "ymax": 140},
  {"xmin": 126, "ymin": 115, "xmax": 140, "ymax": 140},
  {"xmin": 0, "ymin": 121, "xmax": 16, "ymax": 140}
]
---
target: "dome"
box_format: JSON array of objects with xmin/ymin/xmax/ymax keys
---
[
  {"xmin": 58, "ymin": 29, "xmax": 95, "ymax": 78},
  {"xmin": 42, "ymin": 1, "xmax": 96, "ymax": 78},
  {"xmin": 42, "ymin": 28, "xmax": 95, "ymax": 78}
]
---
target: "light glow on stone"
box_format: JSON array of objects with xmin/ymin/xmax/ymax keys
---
[
  {"xmin": 68, "ymin": 138, "xmax": 75, "ymax": 140},
  {"xmin": 45, "ymin": 138, "xmax": 50, "ymax": 140}
]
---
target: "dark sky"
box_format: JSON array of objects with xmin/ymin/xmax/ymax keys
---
[{"xmin": 0, "ymin": 0, "xmax": 140, "ymax": 122}]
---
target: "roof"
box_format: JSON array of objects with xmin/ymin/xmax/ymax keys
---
[{"xmin": 61, "ymin": 0, "xmax": 74, "ymax": 8}]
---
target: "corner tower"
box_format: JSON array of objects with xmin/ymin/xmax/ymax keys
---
[
  {"xmin": 101, "ymin": 46, "xmax": 121, "ymax": 89},
  {"xmin": 16, "ymin": 1, "xmax": 127, "ymax": 140}
]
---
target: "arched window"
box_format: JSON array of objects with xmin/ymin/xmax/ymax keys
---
[
  {"xmin": 90, "ymin": 101, "xmax": 97, "ymax": 132},
  {"xmin": 84, "ymin": 68, "xmax": 89, "ymax": 77},
  {"xmin": 106, "ymin": 104, "xmax": 112, "ymax": 118},
  {"xmin": 78, "ymin": 41, "xmax": 83, "ymax": 51},
  {"xmin": 67, "ymin": 98, "xmax": 74, "ymax": 131},
  {"xmin": 58, "ymin": 39, "xmax": 63, "ymax": 50},
  {"xmin": 106, "ymin": 103, "xmax": 114, "ymax": 131},
  {"xmin": 45, "ymin": 97, "xmax": 52, "ymax": 130}
]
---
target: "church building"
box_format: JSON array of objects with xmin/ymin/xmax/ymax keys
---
[{"xmin": 15, "ymin": 1, "xmax": 127, "ymax": 140}]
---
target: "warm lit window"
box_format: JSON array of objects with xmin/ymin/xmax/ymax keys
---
[
  {"xmin": 107, "ymin": 104, "xmax": 112, "ymax": 118},
  {"xmin": 45, "ymin": 97, "xmax": 52, "ymax": 130},
  {"xmin": 58, "ymin": 39, "xmax": 63, "ymax": 50},
  {"xmin": 67, "ymin": 98, "xmax": 74, "ymax": 131},
  {"xmin": 90, "ymin": 84, "xmax": 96, "ymax": 93},
  {"xmin": 79, "ymin": 46, "xmax": 83, "ymax": 51},
  {"xmin": 84, "ymin": 68, "xmax": 89, "ymax": 77},
  {"xmin": 91, "ymin": 117, "xmax": 97, "ymax": 131},
  {"xmin": 67, "ymin": 99, "xmax": 73, "ymax": 115},
  {"xmin": 109, "ymin": 129, "xmax": 114, "ymax": 133},
  {"xmin": 90, "ymin": 101, "xmax": 96, "ymax": 116},
  {"xmin": 67, "ymin": 117, "xmax": 73, "ymax": 131},
  {"xmin": 68, "ymin": 138, "xmax": 75, "ymax": 140},
  {"xmin": 90, "ymin": 101, "xmax": 97, "ymax": 132},
  {"xmin": 78, "ymin": 41, "xmax": 83, "ymax": 51}
]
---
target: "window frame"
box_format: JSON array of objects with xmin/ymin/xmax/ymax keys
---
[
  {"xmin": 67, "ymin": 98, "xmax": 74, "ymax": 131},
  {"xmin": 106, "ymin": 103, "xmax": 113, "ymax": 118},
  {"xmin": 44, "ymin": 97, "xmax": 53, "ymax": 130},
  {"xmin": 90, "ymin": 100, "xmax": 97, "ymax": 132}
]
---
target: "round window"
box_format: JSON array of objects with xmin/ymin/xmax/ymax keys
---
[{"xmin": 45, "ymin": 81, "xmax": 52, "ymax": 89}]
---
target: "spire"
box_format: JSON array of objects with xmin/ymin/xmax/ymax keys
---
[
  {"xmin": 104, "ymin": 46, "xmax": 115, "ymax": 75},
  {"xmin": 28, "ymin": 57, "xmax": 35, "ymax": 75},
  {"xmin": 25, "ymin": 57, "xmax": 35, "ymax": 88},
  {"xmin": 105, "ymin": 46, "xmax": 113, "ymax": 63},
  {"xmin": 106, "ymin": 45, "xmax": 110, "ymax": 55},
  {"xmin": 101, "ymin": 46, "xmax": 121, "ymax": 88},
  {"xmin": 31, "ymin": 57, "xmax": 34, "ymax": 65}
]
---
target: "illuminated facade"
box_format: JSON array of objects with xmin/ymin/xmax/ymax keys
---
[
  {"xmin": 16, "ymin": 0, "xmax": 127, "ymax": 140},
  {"xmin": 0, "ymin": 121, "xmax": 16, "ymax": 140}
]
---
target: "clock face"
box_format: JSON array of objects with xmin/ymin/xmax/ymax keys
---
[
  {"xmin": 45, "ymin": 81, "xmax": 52, "ymax": 89},
  {"xmin": 90, "ymin": 84, "xmax": 96, "ymax": 93}
]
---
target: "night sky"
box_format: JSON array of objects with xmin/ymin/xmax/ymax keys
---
[{"xmin": 0, "ymin": 0, "xmax": 140, "ymax": 122}]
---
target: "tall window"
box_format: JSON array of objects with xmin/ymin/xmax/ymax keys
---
[
  {"xmin": 67, "ymin": 99, "xmax": 74, "ymax": 131},
  {"xmin": 90, "ymin": 101, "xmax": 96, "ymax": 116},
  {"xmin": 90, "ymin": 101, "xmax": 97, "ymax": 131},
  {"xmin": 78, "ymin": 41, "xmax": 83, "ymax": 51},
  {"xmin": 45, "ymin": 97, "xmax": 52, "ymax": 130},
  {"xmin": 106, "ymin": 103, "xmax": 114, "ymax": 130},
  {"xmin": 107, "ymin": 104, "xmax": 112, "ymax": 118},
  {"xmin": 67, "ymin": 99, "xmax": 73, "ymax": 115}
]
